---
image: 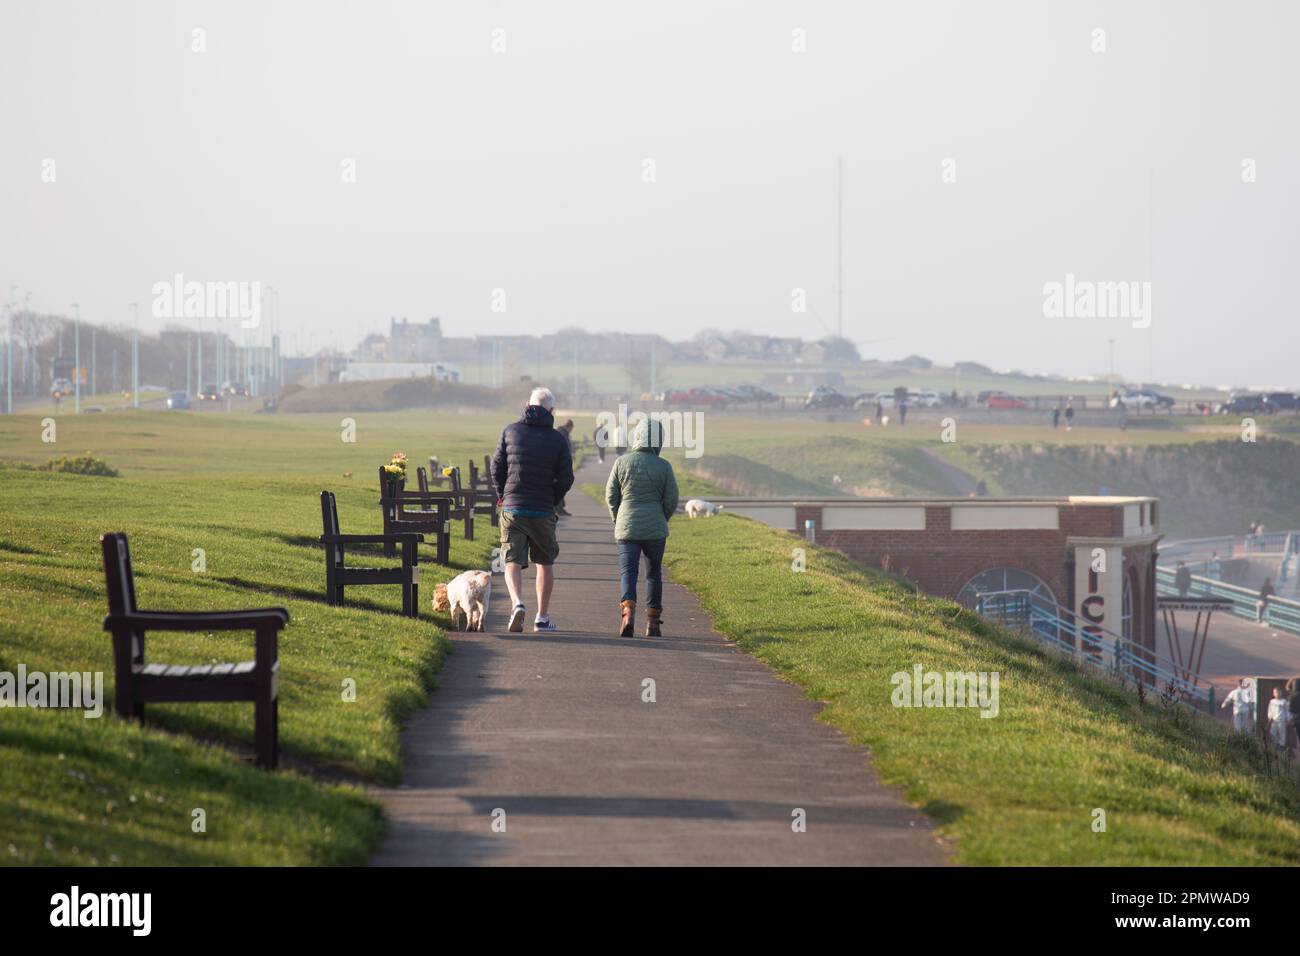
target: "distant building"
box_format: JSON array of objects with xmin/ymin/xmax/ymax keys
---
[{"xmin": 389, "ymin": 317, "xmax": 442, "ymax": 363}]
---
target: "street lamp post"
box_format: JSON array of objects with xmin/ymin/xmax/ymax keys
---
[
  {"xmin": 24, "ymin": 292, "xmax": 32, "ymax": 396},
  {"xmin": 130, "ymin": 302, "xmax": 139, "ymax": 408},
  {"xmin": 5, "ymin": 286, "xmax": 15, "ymax": 415},
  {"xmin": 72, "ymin": 302, "xmax": 80, "ymax": 414}
]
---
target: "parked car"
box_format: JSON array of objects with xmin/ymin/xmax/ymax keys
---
[
  {"xmin": 198, "ymin": 384, "xmax": 221, "ymax": 402},
  {"xmin": 222, "ymin": 381, "xmax": 249, "ymax": 397},
  {"xmin": 986, "ymin": 393, "xmax": 1028, "ymax": 410},
  {"xmin": 852, "ymin": 391, "xmax": 895, "ymax": 410},
  {"xmin": 1111, "ymin": 389, "xmax": 1174, "ymax": 409},
  {"xmin": 728, "ymin": 384, "xmax": 779, "ymax": 403},
  {"xmin": 665, "ymin": 388, "xmax": 728, "ymax": 407},
  {"xmin": 166, "ymin": 391, "xmax": 191, "ymax": 410},
  {"xmin": 1264, "ymin": 392, "xmax": 1299, "ymax": 411},
  {"xmin": 805, "ymin": 386, "xmax": 851, "ymax": 409},
  {"xmin": 908, "ymin": 390, "xmax": 942, "ymax": 408},
  {"xmin": 1217, "ymin": 393, "xmax": 1267, "ymax": 415},
  {"xmin": 50, "ymin": 378, "xmax": 74, "ymax": 399}
]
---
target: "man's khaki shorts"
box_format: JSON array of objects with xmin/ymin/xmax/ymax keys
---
[{"xmin": 500, "ymin": 511, "xmax": 559, "ymax": 568}]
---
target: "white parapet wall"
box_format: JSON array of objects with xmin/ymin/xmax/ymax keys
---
[
  {"xmin": 950, "ymin": 504, "xmax": 1060, "ymax": 531},
  {"xmin": 821, "ymin": 505, "xmax": 926, "ymax": 531}
]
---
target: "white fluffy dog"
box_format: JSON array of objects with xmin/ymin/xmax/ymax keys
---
[
  {"xmin": 432, "ymin": 570, "xmax": 492, "ymax": 632},
  {"xmin": 684, "ymin": 498, "xmax": 723, "ymax": 518}
]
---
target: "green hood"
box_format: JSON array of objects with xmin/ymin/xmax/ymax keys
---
[
  {"xmin": 605, "ymin": 420, "xmax": 679, "ymax": 540},
  {"xmin": 631, "ymin": 417, "xmax": 663, "ymax": 455}
]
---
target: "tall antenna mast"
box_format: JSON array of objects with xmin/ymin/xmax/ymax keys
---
[{"xmin": 837, "ymin": 154, "xmax": 844, "ymax": 340}]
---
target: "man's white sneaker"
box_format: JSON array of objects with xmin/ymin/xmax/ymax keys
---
[
  {"xmin": 534, "ymin": 617, "xmax": 557, "ymax": 632},
  {"xmin": 508, "ymin": 604, "xmax": 526, "ymax": 633}
]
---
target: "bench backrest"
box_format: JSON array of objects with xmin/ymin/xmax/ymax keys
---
[
  {"xmin": 101, "ymin": 532, "xmax": 138, "ymax": 617},
  {"xmin": 320, "ymin": 490, "xmax": 343, "ymax": 563},
  {"xmin": 420, "ymin": 464, "xmax": 463, "ymax": 500}
]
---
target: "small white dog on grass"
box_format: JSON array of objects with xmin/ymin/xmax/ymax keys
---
[
  {"xmin": 684, "ymin": 498, "xmax": 723, "ymax": 518},
  {"xmin": 433, "ymin": 570, "xmax": 492, "ymax": 632}
]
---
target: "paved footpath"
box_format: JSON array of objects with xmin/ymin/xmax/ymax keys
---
[{"xmin": 372, "ymin": 458, "xmax": 947, "ymax": 866}]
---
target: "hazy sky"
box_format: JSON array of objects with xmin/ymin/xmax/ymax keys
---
[{"xmin": 3, "ymin": 0, "xmax": 1296, "ymax": 386}]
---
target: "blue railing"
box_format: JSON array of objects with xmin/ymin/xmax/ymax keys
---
[
  {"xmin": 974, "ymin": 588, "xmax": 1215, "ymax": 711},
  {"xmin": 1155, "ymin": 567, "xmax": 1300, "ymax": 636}
]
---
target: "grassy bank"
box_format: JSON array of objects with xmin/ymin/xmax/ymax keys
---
[
  {"xmin": 0, "ymin": 410, "xmax": 501, "ymax": 864},
  {"xmin": 649, "ymin": 505, "xmax": 1300, "ymax": 864}
]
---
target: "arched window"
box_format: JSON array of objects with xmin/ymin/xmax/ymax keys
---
[
  {"xmin": 957, "ymin": 568, "xmax": 1057, "ymax": 610},
  {"xmin": 1121, "ymin": 568, "xmax": 1138, "ymax": 642}
]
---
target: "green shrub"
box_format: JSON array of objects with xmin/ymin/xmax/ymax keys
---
[{"xmin": 41, "ymin": 454, "xmax": 119, "ymax": 477}]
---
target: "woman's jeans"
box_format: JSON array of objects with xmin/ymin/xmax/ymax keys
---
[{"xmin": 619, "ymin": 539, "xmax": 666, "ymax": 608}]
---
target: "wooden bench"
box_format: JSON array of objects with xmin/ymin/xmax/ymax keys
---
[
  {"xmin": 413, "ymin": 466, "xmax": 476, "ymax": 540},
  {"xmin": 426, "ymin": 457, "xmax": 449, "ymax": 488},
  {"xmin": 322, "ymin": 490, "xmax": 425, "ymax": 616},
  {"xmin": 376, "ymin": 469, "xmax": 453, "ymax": 561},
  {"xmin": 467, "ymin": 458, "xmax": 500, "ymax": 527},
  {"xmin": 100, "ymin": 532, "xmax": 288, "ymax": 769}
]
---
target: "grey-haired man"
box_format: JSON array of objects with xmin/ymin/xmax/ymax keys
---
[{"xmin": 491, "ymin": 387, "xmax": 574, "ymax": 632}]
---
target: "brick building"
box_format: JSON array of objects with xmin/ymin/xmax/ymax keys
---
[{"xmin": 717, "ymin": 495, "xmax": 1161, "ymax": 654}]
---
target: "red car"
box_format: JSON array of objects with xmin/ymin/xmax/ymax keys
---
[{"xmin": 985, "ymin": 393, "xmax": 1028, "ymax": 410}]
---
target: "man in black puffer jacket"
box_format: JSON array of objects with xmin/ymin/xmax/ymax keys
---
[{"xmin": 491, "ymin": 387, "xmax": 574, "ymax": 633}]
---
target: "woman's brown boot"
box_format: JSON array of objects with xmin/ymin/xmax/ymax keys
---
[
  {"xmin": 645, "ymin": 607, "xmax": 662, "ymax": 637},
  {"xmin": 619, "ymin": 600, "xmax": 636, "ymax": 637}
]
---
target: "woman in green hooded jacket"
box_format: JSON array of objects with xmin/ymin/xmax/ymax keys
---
[{"xmin": 604, "ymin": 417, "xmax": 679, "ymax": 636}]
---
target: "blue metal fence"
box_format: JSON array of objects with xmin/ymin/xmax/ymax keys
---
[{"xmin": 974, "ymin": 588, "xmax": 1215, "ymax": 711}]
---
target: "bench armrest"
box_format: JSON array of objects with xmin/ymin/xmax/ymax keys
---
[
  {"xmin": 104, "ymin": 608, "xmax": 289, "ymax": 632},
  {"xmin": 320, "ymin": 533, "xmax": 425, "ymax": 545}
]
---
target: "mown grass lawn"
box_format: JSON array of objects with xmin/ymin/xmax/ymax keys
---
[
  {"xmin": 648, "ymin": 506, "xmax": 1300, "ymax": 865},
  {"xmin": 1, "ymin": 409, "xmax": 504, "ymax": 865}
]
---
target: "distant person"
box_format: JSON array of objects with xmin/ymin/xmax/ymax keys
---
[
  {"xmin": 1208, "ymin": 550, "xmax": 1221, "ymax": 578},
  {"xmin": 874, "ymin": 399, "xmax": 883, "ymax": 425},
  {"xmin": 1052, "ymin": 405, "xmax": 1061, "ymax": 429},
  {"xmin": 898, "ymin": 400, "xmax": 908, "ymax": 426},
  {"xmin": 1257, "ymin": 577, "xmax": 1275, "ymax": 624},
  {"xmin": 1220, "ymin": 678, "xmax": 1256, "ymax": 733},
  {"xmin": 975, "ymin": 479, "xmax": 988, "ymax": 497},
  {"xmin": 594, "ymin": 423, "xmax": 608, "ymax": 463},
  {"xmin": 604, "ymin": 418, "xmax": 679, "ymax": 638},
  {"xmin": 1064, "ymin": 400, "xmax": 1075, "ymax": 431},
  {"xmin": 950, "ymin": 388, "xmax": 958, "ymax": 406},
  {"xmin": 1287, "ymin": 678, "xmax": 1300, "ymax": 757},
  {"xmin": 1175, "ymin": 561, "xmax": 1192, "ymax": 597},
  {"xmin": 556, "ymin": 419, "xmax": 576, "ymax": 517},
  {"xmin": 1267, "ymin": 686, "xmax": 1291, "ymax": 749},
  {"xmin": 491, "ymin": 387, "xmax": 574, "ymax": 633}
]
